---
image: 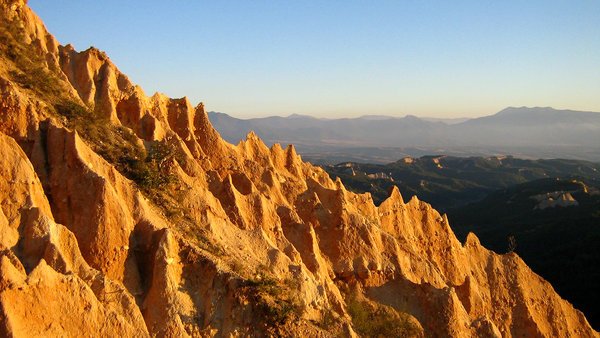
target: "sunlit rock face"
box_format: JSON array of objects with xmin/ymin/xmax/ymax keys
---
[{"xmin": 0, "ymin": 1, "xmax": 597, "ymax": 336}]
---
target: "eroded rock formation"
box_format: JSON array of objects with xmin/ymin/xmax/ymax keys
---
[{"xmin": 0, "ymin": 1, "xmax": 598, "ymax": 336}]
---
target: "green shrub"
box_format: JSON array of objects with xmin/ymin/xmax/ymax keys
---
[
  {"xmin": 1, "ymin": 22, "xmax": 63, "ymax": 101},
  {"xmin": 246, "ymin": 276, "xmax": 303, "ymax": 326},
  {"xmin": 347, "ymin": 296, "xmax": 420, "ymax": 337},
  {"xmin": 313, "ymin": 308, "xmax": 337, "ymax": 330},
  {"xmin": 54, "ymin": 101, "xmax": 176, "ymax": 193}
]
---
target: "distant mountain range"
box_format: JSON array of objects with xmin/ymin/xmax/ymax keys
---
[{"xmin": 209, "ymin": 107, "xmax": 600, "ymax": 163}]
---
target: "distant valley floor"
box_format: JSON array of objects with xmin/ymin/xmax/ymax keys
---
[{"xmin": 299, "ymin": 144, "xmax": 600, "ymax": 165}]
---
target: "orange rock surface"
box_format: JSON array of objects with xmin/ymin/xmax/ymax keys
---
[{"xmin": 0, "ymin": 1, "xmax": 597, "ymax": 336}]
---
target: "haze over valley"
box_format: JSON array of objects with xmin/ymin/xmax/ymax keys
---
[{"xmin": 210, "ymin": 107, "xmax": 600, "ymax": 164}]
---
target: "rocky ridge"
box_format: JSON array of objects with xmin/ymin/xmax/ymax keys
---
[{"xmin": 0, "ymin": 1, "xmax": 598, "ymax": 337}]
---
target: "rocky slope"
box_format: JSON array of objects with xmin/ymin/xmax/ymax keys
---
[
  {"xmin": 0, "ymin": 1, "xmax": 597, "ymax": 337},
  {"xmin": 449, "ymin": 178, "xmax": 600, "ymax": 330}
]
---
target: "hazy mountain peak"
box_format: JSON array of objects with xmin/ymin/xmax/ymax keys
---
[
  {"xmin": 497, "ymin": 106, "xmax": 557, "ymax": 115},
  {"xmin": 357, "ymin": 115, "xmax": 397, "ymax": 120},
  {"xmin": 287, "ymin": 113, "xmax": 315, "ymax": 119}
]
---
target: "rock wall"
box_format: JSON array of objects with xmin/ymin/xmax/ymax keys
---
[{"xmin": 0, "ymin": 1, "xmax": 597, "ymax": 337}]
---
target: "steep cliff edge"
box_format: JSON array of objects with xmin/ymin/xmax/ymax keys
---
[{"xmin": 0, "ymin": 1, "xmax": 598, "ymax": 337}]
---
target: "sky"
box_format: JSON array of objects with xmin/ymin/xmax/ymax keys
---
[{"xmin": 29, "ymin": 1, "xmax": 600, "ymax": 119}]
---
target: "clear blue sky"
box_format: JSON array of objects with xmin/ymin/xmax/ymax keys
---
[{"xmin": 29, "ymin": 1, "xmax": 600, "ymax": 118}]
